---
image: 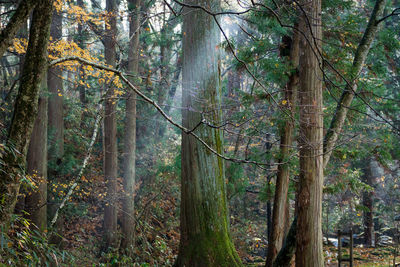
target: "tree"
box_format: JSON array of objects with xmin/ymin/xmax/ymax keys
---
[
  {"xmin": 121, "ymin": 0, "xmax": 141, "ymax": 253},
  {"xmin": 323, "ymin": 0, "xmax": 386, "ymax": 168},
  {"xmin": 103, "ymin": 0, "xmax": 118, "ymax": 250},
  {"xmin": 296, "ymin": 0, "xmax": 324, "ymax": 265},
  {"xmin": 266, "ymin": 29, "xmax": 300, "ymax": 267},
  {"xmin": 48, "ymin": 10, "xmax": 64, "ymax": 172},
  {"xmin": 25, "ymin": 78, "xmax": 48, "ymax": 232},
  {"xmin": 0, "ymin": 0, "xmax": 53, "ymax": 230},
  {"xmin": 0, "ymin": 0, "xmax": 37, "ymax": 58},
  {"xmin": 174, "ymin": 0, "xmax": 242, "ymax": 266}
]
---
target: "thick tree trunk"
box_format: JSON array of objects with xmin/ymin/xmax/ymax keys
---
[
  {"xmin": 103, "ymin": 0, "xmax": 118, "ymax": 250},
  {"xmin": 0, "ymin": 0, "xmax": 37, "ymax": 58},
  {"xmin": 296, "ymin": 0, "xmax": 324, "ymax": 265},
  {"xmin": 0, "ymin": 0, "xmax": 53, "ymax": 231},
  {"xmin": 266, "ymin": 29, "xmax": 300, "ymax": 267},
  {"xmin": 48, "ymin": 10, "xmax": 64, "ymax": 171},
  {"xmin": 323, "ymin": 0, "xmax": 386, "ymax": 168},
  {"xmin": 25, "ymin": 86, "xmax": 47, "ymax": 232},
  {"xmin": 120, "ymin": 0, "xmax": 141, "ymax": 253},
  {"xmin": 174, "ymin": 1, "xmax": 242, "ymax": 266}
]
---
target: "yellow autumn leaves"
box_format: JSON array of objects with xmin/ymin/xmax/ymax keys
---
[{"xmin": 10, "ymin": 38, "xmax": 124, "ymax": 92}]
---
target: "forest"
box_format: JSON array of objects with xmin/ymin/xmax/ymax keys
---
[{"xmin": 0, "ymin": 0, "xmax": 399, "ymax": 266}]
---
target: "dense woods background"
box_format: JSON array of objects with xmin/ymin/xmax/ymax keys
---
[{"xmin": 0, "ymin": 0, "xmax": 399, "ymax": 266}]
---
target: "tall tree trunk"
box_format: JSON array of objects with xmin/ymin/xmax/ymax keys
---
[
  {"xmin": 270, "ymin": 0, "xmax": 387, "ymax": 264},
  {"xmin": 0, "ymin": 0, "xmax": 53, "ymax": 231},
  {"xmin": 0, "ymin": 0, "xmax": 37, "ymax": 58},
  {"xmin": 25, "ymin": 78, "xmax": 47, "ymax": 232},
  {"xmin": 47, "ymin": 8, "xmax": 64, "ymax": 246},
  {"xmin": 48, "ymin": 9, "xmax": 64, "ymax": 172},
  {"xmin": 103, "ymin": 0, "xmax": 118, "ymax": 250},
  {"xmin": 174, "ymin": 1, "xmax": 242, "ymax": 266},
  {"xmin": 266, "ymin": 29, "xmax": 300, "ymax": 267},
  {"xmin": 296, "ymin": 0, "xmax": 324, "ymax": 265},
  {"xmin": 120, "ymin": 0, "xmax": 141, "ymax": 254},
  {"xmin": 77, "ymin": 0, "xmax": 89, "ymax": 128},
  {"xmin": 362, "ymin": 157, "xmax": 375, "ymax": 247}
]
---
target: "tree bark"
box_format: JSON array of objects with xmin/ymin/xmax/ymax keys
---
[
  {"xmin": 0, "ymin": 0, "xmax": 37, "ymax": 58},
  {"xmin": 273, "ymin": 217, "xmax": 297, "ymax": 267},
  {"xmin": 362, "ymin": 157, "xmax": 375, "ymax": 247},
  {"xmin": 266, "ymin": 29, "xmax": 300, "ymax": 267},
  {"xmin": 323, "ymin": 0, "xmax": 386, "ymax": 168},
  {"xmin": 174, "ymin": 1, "xmax": 242, "ymax": 266},
  {"xmin": 103, "ymin": 0, "xmax": 118, "ymax": 250},
  {"xmin": 0, "ymin": 0, "xmax": 53, "ymax": 231},
  {"xmin": 271, "ymin": 0, "xmax": 389, "ymax": 264},
  {"xmin": 48, "ymin": 9, "xmax": 64, "ymax": 171},
  {"xmin": 25, "ymin": 80, "xmax": 47, "ymax": 232},
  {"xmin": 296, "ymin": 0, "xmax": 324, "ymax": 265},
  {"xmin": 120, "ymin": 0, "xmax": 141, "ymax": 254}
]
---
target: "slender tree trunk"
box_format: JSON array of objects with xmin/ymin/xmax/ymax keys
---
[
  {"xmin": 120, "ymin": 0, "xmax": 141, "ymax": 254},
  {"xmin": 174, "ymin": 1, "xmax": 242, "ymax": 266},
  {"xmin": 0, "ymin": 0, "xmax": 53, "ymax": 231},
  {"xmin": 103, "ymin": 0, "xmax": 118, "ymax": 250},
  {"xmin": 362, "ymin": 157, "xmax": 375, "ymax": 247},
  {"xmin": 296, "ymin": 0, "xmax": 324, "ymax": 265},
  {"xmin": 25, "ymin": 78, "xmax": 47, "ymax": 232},
  {"xmin": 323, "ymin": 0, "xmax": 386, "ymax": 168},
  {"xmin": 266, "ymin": 29, "xmax": 300, "ymax": 267},
  {"xmin": 77, "ymin": 0, "xmax": 88, "ymax": 128},
  {"xmin": 0, "ymin": 0, "xmax": 37, "ymax": 58},
  {"xmin": 48, "ymin": 10, "xmax": 64, "ymax": 171}
]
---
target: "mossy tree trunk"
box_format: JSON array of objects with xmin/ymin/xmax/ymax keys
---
[
  {"xmin": 174, "ymin": 1, "xmax": 242, "ymax": 266},
  {"xmin": 296, "ymin": 0, "xmax": 324, "ymax": 265},
  {"xmin": 103, "ymin": 0, "xmax": 118, "ymax": 250},
  {"xmin": 0, "ymin": 0, "xmax": 37, "ymax": 58},
  {"xmin": 0, "ymin": 0, "xmax": 53, "ymax": 231},
  {"xmin": 120, "ymin": 0, "xmax": 141, "ymax": 254},
  {"xmin": 266, "ymin": 29, "xmax": 300, "ymax": 267}
]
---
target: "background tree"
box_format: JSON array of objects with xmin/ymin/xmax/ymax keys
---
[
  {"xmin": 103, "ymin": 0, "xmax": 119, "ymax": 250},
  {"xmin": 121, "ymin": 0, "xmax": 141, "ymax": 253}
]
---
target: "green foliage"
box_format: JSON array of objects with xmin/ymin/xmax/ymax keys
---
[
  {"xmin": 0, "ymin": 215, "xmax": 74, "ymax": 266},
  {"xmin": 226, "ymin": 163, "xmax": 247, "ymax": 199}
]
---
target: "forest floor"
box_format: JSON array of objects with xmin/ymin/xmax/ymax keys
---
[{"xmin": 56, "ymin": 170, "xmax": 397, "ymax": 266}]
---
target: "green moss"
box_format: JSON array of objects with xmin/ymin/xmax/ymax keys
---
[{"xmin": 175, "ymin": 230, "xmax": 242, "ymax": 267}]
